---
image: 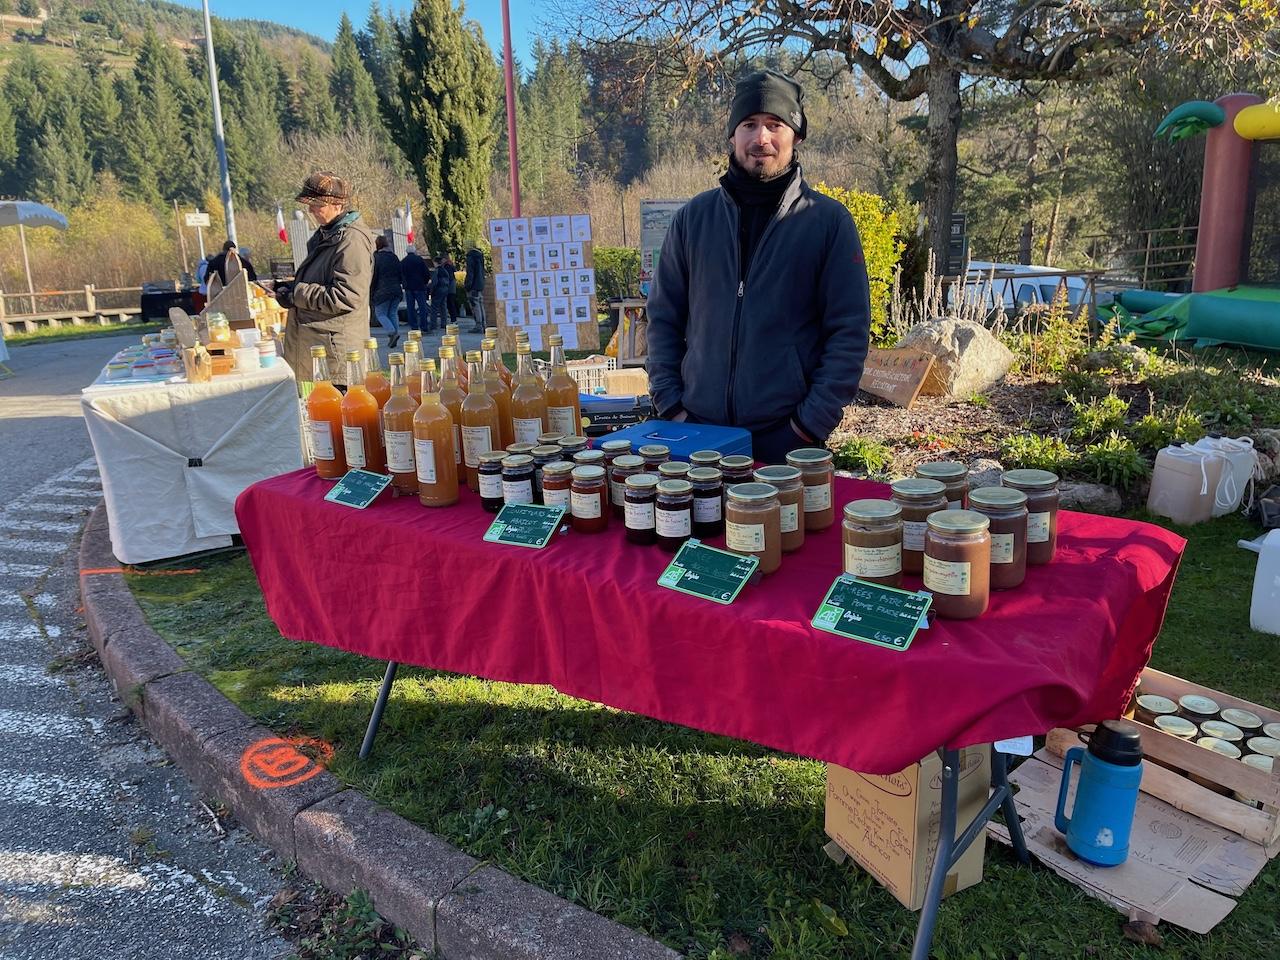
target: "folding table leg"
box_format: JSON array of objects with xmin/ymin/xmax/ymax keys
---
[
  {"xmin": 991, "ymin": 747, "xmax": 1030, "ymax": 864},
  {"xmin": 911, "ymin": 747, "xmax": 959, "ymax": 960},
  {"xmin": 358, "ymin": 660, "xmax": 399, "ymax": 760}
]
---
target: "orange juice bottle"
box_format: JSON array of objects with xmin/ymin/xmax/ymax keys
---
[
  {"xmin": 402, "ymin": 340, "xmax": 423, "ymax": 406},
  {"xmin": 460, "ymin": 350, "xmax": 501, "ymax": 492},
  {"xmin": 413, "ymin": 358, "xmax": 459, "ymax": 507},
  {"xmin": 364, "ymin": 338, "xmax": 391, "ymax": 409},
  {"xmin": 438, "ymin": 345, "xmax": 467, "ymax": 485},
  {"xmin": 382, "ymin": 353, "xmax": 418, "ymax": 494},
  {"xmin": 442, "ymin": 334, "xmax": 468, "ymax": 392},
  {"xmin": 306, "ymin": 345, "xmax": 347, "ymax": 479},
  {"xmin": 341, "ymin": 350, "xmax": 386, "ymax": 473},
  {"xmin": 510, "ymin": 342, "xmax": 547, "ymax": 444},
  {"xmin": 481, "ymin": 337, "xmax": 514, "ymax": 449},
  {"xmin": 545, "ymin": 334, "xmax": 582, "ymax": 437},
  {"xmin": 484, "ymin": 326, "xmax": 514, "ymax": 387}
]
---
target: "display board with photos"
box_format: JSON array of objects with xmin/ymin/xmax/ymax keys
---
[{"xmin": 486, "ymin": 214, "xmax": 600, "ymax": 352}]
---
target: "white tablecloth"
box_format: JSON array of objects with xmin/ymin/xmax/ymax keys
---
[{"xmin": 82, "ymin": 363, "xmax": 303, "ymax": 563}]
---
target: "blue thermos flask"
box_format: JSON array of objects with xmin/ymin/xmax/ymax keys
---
[{"xmin": 1054, "ymin": 719, "xmax": 1144, "ymax": 866}]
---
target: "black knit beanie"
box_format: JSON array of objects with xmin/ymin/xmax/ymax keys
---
[{"xmin": 726, "ymin": 69, "xmax": 807, "ymax": 140}]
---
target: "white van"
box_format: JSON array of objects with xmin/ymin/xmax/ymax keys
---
[{"xmin": 950, "ymin": 262, "xmax": 1092, "ymax": 315}]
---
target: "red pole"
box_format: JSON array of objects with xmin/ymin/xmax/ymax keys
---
[{"xmin": 501, "ymin": 0, "xmax": 521, "ymax": 217}]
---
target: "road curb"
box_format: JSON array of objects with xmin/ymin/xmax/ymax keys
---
[{"xmin": 79, "ymin": 504, "xmax": 681, "ymax": 960}]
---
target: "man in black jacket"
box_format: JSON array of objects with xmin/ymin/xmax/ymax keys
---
[
  {"xmin": 645, "ymin": 69, "xmax": 871, "ymax": 462},
  {"xmin": 464, "ymin": 243, "xmax": 486, "ymax": 332},
  {"xmin": 401, "ymin": 245, "xmax": 432, "ymax": 332},
  {"xmin": 206, "ymin": 240, "xmax": 258, "ymax": 286},
  {"xmin": 371, "ymin": 236, "xmax": 403, "ymax": 347}
]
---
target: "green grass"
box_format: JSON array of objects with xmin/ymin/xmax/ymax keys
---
[
  {"xmin": 7, "ymin": 320, "xmax": 163, "ymax": 347},
  {"xmin": 127, "ymin": 513, "xmax": 1280, "ymax": 959}
]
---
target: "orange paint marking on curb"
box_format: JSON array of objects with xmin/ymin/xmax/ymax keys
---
[{"xmin": 240, "ymin": 736, "xmax": 334, "ymax": 790}]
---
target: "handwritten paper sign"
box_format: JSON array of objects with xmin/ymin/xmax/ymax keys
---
[
  {"xmin": 324, "ymin": 469, "xmax": 392, "ymax": 509},
  {"xmin": 857, "ymin": 347, "xmax": 936, "ymax": 408},
  {"xmin": 483, "ymin": 502, "xmax": 565, "ymax": 548},
  {"xmin": 657, "ymin": 540, "xmax": 758, "ymax": 604},
  {"xmin": 811, "ymin": 575, "xmax": 931, "ymax": 652}
]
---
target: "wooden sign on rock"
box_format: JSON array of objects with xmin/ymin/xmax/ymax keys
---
[{"xmin": 857, "ymin": 347, "xmax": 936, "ymax": 408}]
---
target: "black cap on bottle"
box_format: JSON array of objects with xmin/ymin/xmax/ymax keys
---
[{"xmin": 1088, "ymin": 719, "xmax": 1144, "ymax": 766}]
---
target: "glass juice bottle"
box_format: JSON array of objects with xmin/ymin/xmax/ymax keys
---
[
  {"xmin": 510, "ymin": 342, "xmax": 548, "ymax": 444},
  {"xmin": 341, "ymin": 350, "xmax": 385, "ymax": 474},
  {"xmin": 544, "ymin": 334, "xmax": 582, "ymax": 438},
  {"xmin": 381, "ymin": 353, "xmax": 418, "ymax": 495},
  {"xmin": 363, "ymin": 338, "xmax": 391, "ymax": 409},
  {"xmin": 460, "ymin": 350, "xmax": 501, "ymax": 492},
  {"xmin": 442, "ymin": 334, "xmax": 468, "ymax": 391},
  {"xmin": 485, "ymin": 326, "xmax": 514, "ymax": 387},
  {"xmin": 306, "ymin": 345, "xmax": 346, "ymax": 479},
  {"xmin": 402, "ymin": 340, "xmax": 423, "ymax": 406},
  {"xmin": 481, "ymin": 338, "xmax": 515, "ymax": 449},
  {"xmin": 438, "ymin": 345, "xmax": 466, "ymax": 484},
  {"xmin": 413, "ymin": 358, "xmax": 459, "ymax": 507}
]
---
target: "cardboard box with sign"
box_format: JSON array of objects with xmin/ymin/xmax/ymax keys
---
[{"xmin": 824, "ymin": 744, "xmax": 990, "ymax": 910}]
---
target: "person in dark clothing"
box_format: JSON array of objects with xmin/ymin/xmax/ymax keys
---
[
  {"xmin": 645, "ymin": 69, "xmax": 871, "ymax": 463},
  {"xmin": 430, "ymin": 253, "xmax": 455, "ymax": 331},
  {"xmin": 206, "ymin": 240, "xmax": 258, "ymax": 286},
  {"xmin": 401, "ymin": 245, "xmax": 432, "ymax": 332},
  {"xmin": 464, "ymin": 243, "xmax": 486, "ymax": 332},
  {"xmin": 371, "ymin": 236, "xmax": 403, "ymax": 347}
]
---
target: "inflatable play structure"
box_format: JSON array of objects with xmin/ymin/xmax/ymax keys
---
[{"xmin": 1107, "ymin": 93, "xmax": 1280, "ymax": 349}]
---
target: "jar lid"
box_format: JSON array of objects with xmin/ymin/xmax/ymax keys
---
[
  {"xmin": 1154, "ymin": 715, "xmax": 1198, "ymax": 738},
  {"xmin": 574, "ymin": 450, "xmax": 605, "ymax": 464},
  {"xmin": 638, "ymin": 444, "xmax": 670, "ymax": 457},
  {"xmin": 753, "ymin": 465, "xmax": 801, "ymax": 484},
  {"xmin": 689, "ymin": 450, "xmax": 721, "ymax": 464},
  {"xmin": 612, "ymin": 455, "xmax": 645, "ymax": 469},
  {"xmin": 537, "ymin": 433, "xmax": 564, "ymax": 443},
  {"xmin": 1246, "ymin": 736, "xmax": 1280, "ymax": 758},
  {"xmin": 1243, "ymin": 753, "xmax": 1275, "ymax": 773},
  {"xmin": 571, "ymin": 464, "xmax": 606, "ymax": 481},
  {"xmin": 926, "ymin": 509, "xmax": 990, "ymax": 535},
  {"xmin": 557, "ymin": 437, "xmax": 588, "ymax": 449},
  {"xmin": 531, "ymin": 445, "xmax": 562, "ymax": 458},
  {"xmin": 107, "ymin": 362, "xmax": 130, "ymax": 370},
  {"xmin": 843, "ymin": 498, "xmax": 902, "ymax": 522},
  {"xmin": 785, "ymin": 447, "xmax": 834, "ymax": 466},
  {"xmin": 1002, "ymin": 468, "xmax": 1059, "ymax": 489},
  {"xmin": 478, "ymin": 451, "xmax": 508, "ymax": 464},
  {"xmin": 719, "ymin": 455, "xmax": 754, "ymax": 470},
  {"xmin": 968, "ymin": 486, "xmax": 1027, "ymax": 510},
  {"xmin": 1135, "ymin": 694, "xmax": 1177, "ymax": 715},
  {"xmin": 506, "ymin": 443, "xmax": 538, "ymax": 455},
  {"xmin": 916, "ymin": 460, "xmax": 967, "ymax": 480},
  {"xmin": 625, "ymin": 473, "xmax": 660, "ymax": 490},
  {"xmin": 658, "ymin": 462, "xmax": 691, "ymax": 477},
  {"xmin": 1221, "ymin": 708, "xmax": 1263, "ymax": 729},
  {"xmin": 600, "ymin": 439, "xmax": 632, "ymax": 453},
  {"xmin": 656, "ymin": 478, "xmax": 693, "ymax": 495},
  {"xmin": 687, "ymin": 467, "xmax": 723, "ymax": 483},
  {"xmin": 890, "ymin": 477, "xmax": 946, "ymax": 499},
  {"xmin": 1196, "ymin": 736, "xmax": 1242, "ymax": 759},
  {"xmin": 543, "ymin": 461, "xmax": 574, "ymax": 476},
  {"xmin": 1200, "ymin": 720, "xmax": 1244, "ymax": 742},
  {"xmin": 1179, "ymin": 694, "xmax": 1219, "ymax": 716},
  {"xmin": 501, "ymin": 455, "xmax": 534, "ymax": 469},
  {"xmin": 1264, "ymin": 723, "xmax": 1280, "ymax": 740},
  {"xmin": 726, "ymin": 482, "xmax": 778, "ymax": 503}
]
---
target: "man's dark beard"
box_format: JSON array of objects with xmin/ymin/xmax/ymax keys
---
[{"xmin": 731, "ymin": 148, "xmax": 797, "ymax": 182}]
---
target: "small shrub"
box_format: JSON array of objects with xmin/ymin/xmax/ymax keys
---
[
  {"xmin": 967, "ymin": 393, "xmax": 991, "ymax": 408},
  {"xmin": 1068, "ymin": 391, "xmax": 1129, "ymax": 440},
  {"xmin": 1002, "ymin": 289, "xmax": 1091, "ymax": 379},
  {"xmin": 1129, "ymin": 407, "xmax": 1205, "ymax": 451},
  {"xmin": 593, "ymin": 246, "xmax": 640, "ymax": 301},
  {"xmin": 832, "ymin": 436, "xmax": 894, "ymax": 475},
  {"xmin": 998, "ymin": 433, "xmax": 1075, "ymax": 474},
  {"xmin": 1075, "ymin": 432, "xmax": 1150, "ymax": 491},
  {"xmin": 813, "ymin": 183, "xmax": 903, "ymax": 342}
]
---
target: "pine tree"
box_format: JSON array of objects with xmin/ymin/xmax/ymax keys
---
[
  {"xmin": 285, "ymin": 48, "xmax": 338, "ymax": 137},
  {"xmin": 356, "ymin": 1, "xmax": 399, "ymax": 91},
  {"xmin": 80, "ymin": 64, "xmax": 120, "ymax": 174},
  {"xmin": 215, "ymin": 28, "xmax": 286, "ymax": 207},
  {"xmin": 0, "ymin": 90, "xmax": 17, "ymax": 193},
  {"xmin": 111, "ymin": 74, "xmax": 162, "ymax": 204},
  {"xmin": 331, "ymin": 13, "xmax": 381, "ymax": 137},
  {"xmin": 391, "ymin": 0, "xmax": 499, "ymax": 252}
]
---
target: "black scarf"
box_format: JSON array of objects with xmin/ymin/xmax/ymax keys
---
[{"xmin": 720, "ymin": 154, "xmax": 798, "ymax": 280}]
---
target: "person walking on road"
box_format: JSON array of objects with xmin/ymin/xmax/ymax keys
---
[
  {"xmin": 430, "ymin": 253, "xmax": 454, "ymax": 332},
  {"xmin": 464, "ymin": 242, "xmax": 486, "ymax": 332},
  {"xmin": 371, "ymin": 236, "xmax": 404, "ymax": 348},
  {"xmin": 401, "ymin": 245, "xmax": 432, "ymax": 332}
]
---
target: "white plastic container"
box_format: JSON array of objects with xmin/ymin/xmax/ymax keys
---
[
  {"xmin": 1147, "ymin": 445, "xmax": 1226, "ymax": 525},
  {"xmin": 1241, "ymin": 530, "xmax": 1280, "ymax": 636},
  {"xmin": 1188, "ymin": 436, "xmax": 1257, "ymax": 516}
]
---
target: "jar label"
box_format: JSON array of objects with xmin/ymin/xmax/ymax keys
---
[
  {"xmin": 803, "ymin": 482, "xmax": 832, "ymax": 512},
  {"xmin": 503, "ymin": 479, "xmax": 533, "ymax": 504},
  {"xmin": 547, "ymin": 406, "xmax": 577, "ymax": 436},
  {"xmin": 461, "ymin": 425, "xmax": 492, "ymax": 468},
  {"xmin": 948, "ymin": 499, "xmax": 963, "ymax": 510},
  {"xmin": 414, "ymin": 439, "xmax": 437, "ymax": 484},
  {"xmin": 385, "ymin": 430, "xmax": 415, "ymax": 473},
  {"xmin": 1027, "ymin": 511, "xmax": 1050, "ymax": 543},
  {"xmin": 452, "ymin": 425, "xmax": 461, "ymax": 464},
  {"xmin": 310, "ymin": 421, "xmax": 335, "ymax": 461},
  {"xmin": 571, "ymin": 489, "xmax": 601, "ymax": 519},
  {"xmin": 726, "ymin": 520, "xmax": 764, "ymax": 552},
  {"xmin": 656, "ymin": 508, "xmax": 691, "ymax": 538},
  {"xmin": 779, "ymin": 501, "xmax": 799, "ymax": 533},
  {"xmin": 844, "ymin": 542, "xmax": 902, "ymax": 578},
  {"xmin": 903, "ymin": 519, "xmax": 927, "ymax": 551},
  {"xmin": 991, "ymin": 532, "xmax": 1015, "ymax": 564},
  {"xmin": 542, "ymin": 486, "xmax": 571, "ymax": 509},
  {"xmin": 513, "ymin": 417, "xmax": 542, "ymax": 444},
  {"xmin": 342, "ymin": 425, "xmax": 366, "ymax": 468},
  {"xmin": 625, "ymin": 500, "xmax": 655, "ymax": 529},
  {"xmin": 693, "ymin": 495, "xmax": 722, "ymax": 523},
  {"xmin": 923, "ymin": 555, "xmax": 972, "ymax": 596},
  {"xmin": 610, "ymin": 479, "xmax": 626, "ymax": 505}
]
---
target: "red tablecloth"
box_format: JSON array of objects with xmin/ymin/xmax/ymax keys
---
[{"xmin": 236, "ymin": 470, "xmax": 1185, "ymax": 773}]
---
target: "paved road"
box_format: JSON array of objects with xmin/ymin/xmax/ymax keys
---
[{"xmin": 0, "ymin": 335, "xmax": 289, "ymax": 959}]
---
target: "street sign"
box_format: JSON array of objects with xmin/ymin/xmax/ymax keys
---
[{"xmin": 185, "ymin": 211, "xmax": 211, "ymax": 228}]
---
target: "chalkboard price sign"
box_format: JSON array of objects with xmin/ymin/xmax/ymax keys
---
[
  {"xmin": 657, "ymin": 540, "xmax": 758, "ymax": 605},
  {"xmin": 811, "ymin": 575, "xmax": 932, "ymax": 652},
  {"xmin": 483, "ymin": 502, "xmax": 566, "ymax": 549},
  {"xmin": 324, "ymin": 469, "xmax": 392, "ymax": 509}
]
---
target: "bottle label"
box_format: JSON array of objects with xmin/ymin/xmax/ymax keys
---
[
  {"xmin": 844, "ymin": 542, "xmax": 902, "ymax": 578},
  {"xmin": 1027, "ymin": 511, "xmax": 1051, "ymax": 543},
  {"xmin": 948, "ymin": 499, "xmax": 963, "ymax": 510},
  {"xmin": 624, "ymin": 500, "xmax": 655, "ymax": 529},
  {"xmin": 414, "ymin": 439, "xmax": 437, "ymax": 484},
  {"xmin": 725, "ymin": 520, "xmax": 764, "ymax": 552},
  {"xmin": 513, "ymin": 417, "xmax": 542, "ymax": 444},
  {"xmin": 804, "ymin": 482, "xmax": 831, "ymax": 512},
  {"xmin": 547, "ymin": 406, "xmax": 577, "ymax": 436},
  {"xmin": 923, "ymin": 555, "xmax": 972, "ymax": 596},
  {"xmin": 610, "ymin": 479, "xmax": 626, "ymax": 505},
  {"xmin": 571, "ymin": 489, "xmax": 601, "ymax": 519},
  {"xmin": 385, "ymin": 430, "xmax": 414, "ymax": 473},
  {"xmin": 478, "ymin": 472, "xmax": 503, "ymax": 499},
  {"xmin": 779, "ymin": 501, "xmax": 799, "ymax": 533},
  {"xmin": 991, "ymin": 532, "xmax": 1015, "ymax": 564},
  {"xmin": 461, "ymin": 425, "xmax": 492, "ymax": 468},
  {"xmin": 310, "ymin": 421, "xmax": 335, "ymax": 461},
  {"xmin": 342, "ymin": 425, "xmax": 366, "ymax": 468},
  {"xmin": 502, "ymin": 478, "xmax": 533, "ymax": 504},
  {"xmin": 903, "ymin": 519, "xmax": 927, "ymax": 551},
  {"xmin": 656, "ymin": 507, "xmax": 691, "ymax": 538},
  {"xmin": 452, "ymin": 425, "xmax": 461, "ymax": 464},
  {"xmin": 542, "ymin": 486, "xmax": 571, "ymax": 509},
  {"xmin": 693, "ymin": 495, "xmax": 722, "ymax": 524}
]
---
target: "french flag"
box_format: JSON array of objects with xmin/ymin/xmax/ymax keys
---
[
  {"xmin": 276, "ymin": 204, "xmax": 287, "ymax": 243},
  {"xmin": 405, "ymin": 202, "xmax": 415, "ymax": 245}
]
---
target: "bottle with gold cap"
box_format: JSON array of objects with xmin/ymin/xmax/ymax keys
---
[
  {"xmin": 412, "ymin": 357, "xmax": 459, "ymax": 506},
  {"xmin": 363, "ymin": 338, "xmax": 390, "ymax": 409},
  {"xmin": 545, "ymin": 333, "xmax": 582, "ymax": 437},
  {"xmin": 402, "ymin": 340, "xmax": 423, "ymax": 406},
  {"xmin": 306, "ymin": 345, "xmax": 346, "ymax": 479},
  {"xmin": 484, "ymin": 326, "xmax": 514, "ymax": 387},
  {"xmin": 510, "ymin": 341, "xmax": 547, "ymax": 443},
  {"xmin": 340, "ymin": 349, "xmax": 385, "ymax": 473},
  {"xmin": 441, "ymin": 333, "xmax": 468, "ymax": 391},
  {"xmin": 481, "ymin": 337, "xmax": 514, "ymax": 448},
  {"xmin": 438, "ymin": 344, "xmax": 466, "ymax": 482},
  {"xmin": 382, "ymin": 353, "xmax": 418, "ymax": 494},
  {"xmin": 460, "ymin": 350, "xmax": 501, "ymax": 492},
  {"xmin": 446, "ymin": 323, "xmax": 461, "ymax": 340}
]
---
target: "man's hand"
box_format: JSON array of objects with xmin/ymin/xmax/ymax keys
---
[{"xmin": 790, "ymin": 419, "xmax": 814, "ymax": 442}]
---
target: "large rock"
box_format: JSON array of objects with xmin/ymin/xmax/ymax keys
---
[
  {"xmin": 900, "ymin": 318, "xmax": 1015, "ymax": 398},
  {"xmin": 967, "ymin": 457, "xmax": 1005, "ymax": 491},
  {"xmin": 1059, "ymin": 480, "xmax": 1123, "ymax": 515}
]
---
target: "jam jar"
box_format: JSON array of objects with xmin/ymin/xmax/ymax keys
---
[
  {"xmin": 477, "ymin": 451, "xmax": 508, "ymax": 513},
  {"xmin": 558, "ymin": 435, "xmax": 589, "ymax": 457},
  {"xmin": 500, "ymin": 454, "xmax": 535, "ymax": 505},
  {"xmin": 540, "ymin": 461, "xmax": 574, "ymax": 510},
  {"xmin": 1001, "ymin": 469, "xmax": 1060, "ymax": 565},
  {"xmin": 842, "ymin": 499, "xmax": 903, "ymax": 587},
  {"xmin": 719, "ymin": 455, "xmax": 754, "ymax": 488},
  {"xmin": 570, "ymin": 464, "xmax": 608, "ymax": 532},
  {"xmin": 573, "ymin": 449, "xmax": 605, "ymax": 467},
  {"xmin": 658, "ymin": 461, "xmax": 692, "ymax": 481},
  {"xmin": 655, "ymin": 479, "xmax": 694, "ymax": 552},
  {"xmin": 753, "ymin": 465, "xmax": 804, "ymax": 552},
  {"xmin": 609, "ymin": 454, "xmax": 645, "ymax": 517},
  {"xmin": 687, "ymin": 467, "xmax": 724, "ymax": 538},
  {"xmin": 785, "ymin": 448, "xmax": 835, "ymax": 531},
  {"xmin": 505, "ymin": 442, "xmax": 538, "ymax": 458},
  {"xmin": 537, "ymin": 432, "xmax": 564, "ymax": 446},
  {"xmin": 689, "ymin": 450, "xmax": 722, "ymax": 469},
  {"xmin": 600, "ymin": 438, "xmax": 632, "ymax": 498},
  {"xmin": 890, "ymin": 477, "xmax": 947, "ymax": 574},
  {"xmin": 967, "ymin": 486, "xmax": 1027, "ymax": 590},
  {"xmin": 923, "ymin": 509, "xmax": 991, "ymax": 620},
  {"xmin": 639, "ymin": 444, "xmax": 670, "ymax": 471},
  {"xmin": 623, "ymin": 473, "xmax": 659, "ymax": 545},
  {"xmin": 531, "ymin": 445, "xmax": 563, "ymax": 499},
  {"xmin": 916, "ymin": 461, "xmax": 969, "ymax": 510},
  {"xmin": 725, "ymin": 482, "xmax": 781, "ymax": 574}
]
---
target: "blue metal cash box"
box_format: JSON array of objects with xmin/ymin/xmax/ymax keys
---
[{"xmin": 597, "ymin": 420, "xmax": 752, "ymax": 460}]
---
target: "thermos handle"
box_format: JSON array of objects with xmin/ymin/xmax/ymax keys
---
[{"xmin": 1054, "ymin": 746, "xmax": 1084, "ymax": 835}]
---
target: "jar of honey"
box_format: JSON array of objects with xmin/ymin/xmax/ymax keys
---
[
  {"xmin": 688, "ymin": 467, "xmax": 724, "ymax": 538},
  {"xmin": 570, "ymin": 464, "xmax": 608, "ymax": 532},
  {"xmin": 967, "ymin": 486, "xmax": 1028, "ymax": 590},
  {"xmin": 923, "ymin": 510, "xmax": 991, "ymax": 620},
  {"xmin": 916, "ymin": 461, "xmax": 969, "ymax": 509},
  {"xmin": 1001, "ymin": 469, "xmax": 1060, "ymax": 565},
  {"xmin": 477, "ymin": 451, "xmax": 507, "ymax": 513},
  {"xmin": 624, "ymin": 473, "xmax": 659, "ymax": 545},
  {"xmin": 540, "ymin": 461, "xmax": 574, "ymax": 510},
  {"xmin": 842, "ymin": 499, "xmax": 903, "ymax": 587},
  {"xmin": 501, "ymin": 455, "xmax": 535, "ymax": 505},
  {"xmin": 719, "ymin": 455, "xmax": 754, "ymax": 488},
  {"xmin": 658, "ymin": 461, "xmax": 692, "ymax": 481},
  {"xmin": 753, "ymin": 465, "xmax": 804, "ymax": 552},
  {"xmin": 689, "ymin": 450, "xmax": 722, "ymax": 469},
  {"xmin": 890, "ymin": 477, "xmax": 947, "ymax": 574},
  {"xmin": 655, "ymin": 479, "xmax": 694, "ymax": 552},
  {"xmin": 725, "ymin": 482, "xmax": 781, "ymax": 574},
  {"xmin": 610, "ymin": 454, "xmax": 645, "ymax": 517},
  {"xmin": 558, "ymin": 436, "xmax": 589, "ymax": 457},
  {"xmin": 639, "ymin": 444, "xmax": 670, "ymax": 471},
  {"xmin": 785, "ymin": 448, "xmax": 835, "ymax": 531}
]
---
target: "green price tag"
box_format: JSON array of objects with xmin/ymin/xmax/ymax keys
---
[
  {"xmin": 811, "ymin": 575, "xmax": 932, "ymax": 652},
  {"xmin": 483, "ymin": 502, "xmax": 566, "ymax": 549},
  {"xmin": 657, "ymin": 539, "xmax": 758, "ymax": 605},
  {"xmin": 324, "ymin": 469, "xmax": 392, "ymax": 509}
]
